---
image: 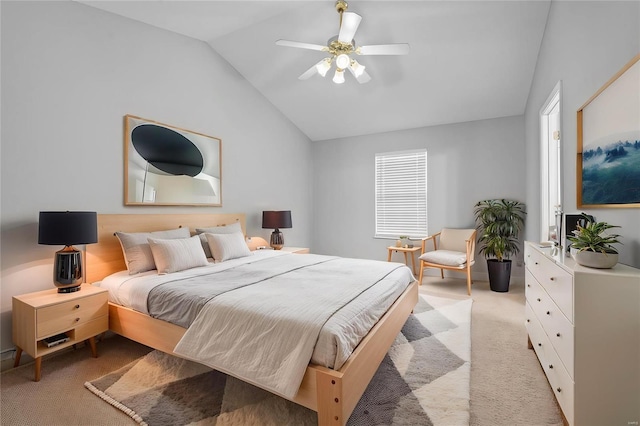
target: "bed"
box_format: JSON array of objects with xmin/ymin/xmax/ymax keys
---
[{"xmin": 86, "ymin": 213, "xmax": 418, "ymax": 425}]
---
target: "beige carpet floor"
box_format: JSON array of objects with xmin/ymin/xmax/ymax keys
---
[
  {"xmin": 425, "ymin": 276, "xmax": 563, "ymax": 426},
  {"xmin": 1, "ymin": 276, "xmax": 562, "ymax": 425}
]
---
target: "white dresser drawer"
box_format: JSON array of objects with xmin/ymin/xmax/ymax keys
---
[
  {"xmin": 534, "ymin": 291, "xmax": 575, "ymax": 378},
  {"xmin": 526, "ymin": 302, "xmax": 575, "ymax": 425},
  {"xmin": 525, "ymin": 302, "xmax": 550, "ymax": 367},
  {"xmin": 525, "ymin": 269, "xmax": 544, "ymax": 305},
  {"xmin": 541, "ymin": 336, "xmax": 575, "ymax": 426},
  {"xmin": 526, "ymin": 248, "xmax": 573, "ymax": 321},
  {"xmin": 526, "ymin": 271, "xmax": 575, "ymax": 378}
]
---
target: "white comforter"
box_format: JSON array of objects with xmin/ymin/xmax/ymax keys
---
[{"xmin": 97, "ymin": 251, "xmax": 414, "ymax": 399}]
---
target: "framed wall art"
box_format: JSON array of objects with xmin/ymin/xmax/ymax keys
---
[
  {"xmin": 124, "ymin": 115, "xmax": 222, "ymax": 206},
  {"xmin": 577, "ymin": 53, "xmax": 640, "ymax": 208}
]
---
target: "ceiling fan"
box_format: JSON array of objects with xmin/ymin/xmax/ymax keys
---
[{"xmin": 276, "ymin": 0, "xmax": 410, "ymax": 84}]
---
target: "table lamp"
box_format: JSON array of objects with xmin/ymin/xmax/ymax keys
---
[
  {"xmin": 262, "ymin": 211, "xmax": 292, "ymax": 250},
  {"xmin": 38, "ymin": 211, "xmax": 98, "ymax": 293}
]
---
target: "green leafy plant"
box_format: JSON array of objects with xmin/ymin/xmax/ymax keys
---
[
  {"xmin": 474, "ymin": 199, "xmax": 526, "ymax": 262},
  {"xmin": 567, "ymin": 213, "xmax": 621, "ymax": 254}
]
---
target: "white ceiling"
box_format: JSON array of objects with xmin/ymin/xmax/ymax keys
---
[{"xmin": 79, "ymin": 1, "xmax": 551, "ymax": 141}]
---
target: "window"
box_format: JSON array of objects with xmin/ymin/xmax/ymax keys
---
[
  {"xmin": 540, "ymin": 81, "xmax": 562, "ymax": 242},
  {"xmin": 375, "ymin": 149, "xmax": 428, "ymax": 238}
]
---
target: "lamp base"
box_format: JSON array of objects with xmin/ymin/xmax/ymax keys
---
[
  {"xmin": 270, "ymin": 229, "xmax": 284, "ymax": 250},
  {"xmin": 54, "ymin": 246, "xmax": 84, "ymax": 291}
]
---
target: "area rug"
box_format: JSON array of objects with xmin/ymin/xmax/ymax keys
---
[{"xmin": 85, "ymin": 294, "xmax": 471, "ymax": 425}]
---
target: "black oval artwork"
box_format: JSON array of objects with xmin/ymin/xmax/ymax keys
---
[{"xmin": 131, "ymin": 124, "xmax": 204, "ymax": 177}]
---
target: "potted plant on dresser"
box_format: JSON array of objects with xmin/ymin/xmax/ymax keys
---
[
  {"xmin": 567, "ymin": 213, "xmax": 621, "ymax": 269},
  {"xmin": 474, "ymin": 199, "xmax": 526, "ymax": 292}
]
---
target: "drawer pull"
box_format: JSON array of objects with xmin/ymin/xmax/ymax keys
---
[
  {"xmin": 556, "ymin": 387, "xmax": 562, "ymax": 393},
  {"xmin": 75, "ymin": 318, "xmax": 80, "ymax": 322},
  {"xmin": 549, "ymin": 364, "xmax": 554, "ymax": 369},
  {"xmin": 556, "ymin": 332, "xmax": 561, "ymax": 337},
  {"xmin": 535, "ymin": 262, "xmax": 539, "ymax": 265},
  {"xmin": 526, "ymin": 319, "xmax": 530, "ymax": 323},
  {"xmin": 546, "ymin": 311, "xmax": 551, "ymax": 315},
  {"xmin": 537, "ymin": 298, "xmax": 541, "ymax": 302},
  {"xmin": 538, "ymin": 343, "xmax": 542, "ymax": 347},
  {"xmin": 74, "ymin": 304, "xmax": 80, "ymax": 309}
]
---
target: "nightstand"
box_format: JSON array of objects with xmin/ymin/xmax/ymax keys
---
[
  {"xmin": 281, "ymin": 247, "xmax": 310, "ymax": 254},
  {"xmin": 12, "ymin": 285, "xmax": 108, "ymax": 381}
]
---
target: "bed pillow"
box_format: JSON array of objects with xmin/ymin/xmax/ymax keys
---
[
  {"xmin": 148, "ymin": 235, "xmax": 209, "ymax": 274},
  {"xmin": 419, "ymin": 250, "xmax": 467, "ymax": 267},
  {"xmin": 205, "ymin": 232, "xmax": 251, "ymax": 262},
  {"xmin": 115, "ymin": 227, "xmax": 191, "ymax": 274},
  {"xmin": 195, "ymin": 222, "xmax": 243, "ymax": 258}
]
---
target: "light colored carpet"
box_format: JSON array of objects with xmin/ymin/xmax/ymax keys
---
[
  {"xmin": 422, "ymin": 275, "xmax": 563, "ymax": 426},
  {"xmin": 1, "ymin": 277, "xmax": 563, "ymax": 425},
  {"xmin": 0, "ymin": 335, "xmax": 153, "ymax": 425},
  {"xmin": 84, "ymin": 294, "xmax": 472, "ymax": 426}
]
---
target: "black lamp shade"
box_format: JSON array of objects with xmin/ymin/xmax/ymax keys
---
[
  {"xmin": 38, "ymin": 211, "xmax": 98, "ymax": 246},
  {"xmin": 262, "ymin": 211, "xmax": 292, "ymax": 230}
]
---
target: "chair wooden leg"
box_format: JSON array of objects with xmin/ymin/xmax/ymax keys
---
[
  {"xmin": 440, "ymin": 268, "xmax": 444, "ymax": 279},
  {"xmin": 466, "ymin": 268, "xmax": 472, "ymax": 296},
  {"xmin": 418, "ymin": 261, "xmax": 424, "ymax": 285}
]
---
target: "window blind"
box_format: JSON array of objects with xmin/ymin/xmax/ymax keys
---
[{"xmin": 375, "ymin": 149, "xmax": 428, "ymax": 239}]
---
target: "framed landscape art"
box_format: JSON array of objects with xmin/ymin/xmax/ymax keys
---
[{"xmin": 577, "ymin": 54, "xmax": 640, "ymax": 208}]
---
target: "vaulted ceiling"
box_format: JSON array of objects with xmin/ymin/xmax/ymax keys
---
[{"xmin": 79, "ymin": 1, "xmax": 551, "ymax": 141}]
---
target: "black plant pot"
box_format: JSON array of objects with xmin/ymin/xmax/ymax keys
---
[{"xmin": 487, "ymin": 259, "xmax": 512, "ymax": 292}]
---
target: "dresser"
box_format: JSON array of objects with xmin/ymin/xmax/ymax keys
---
[
  {"xmin": 12, "ymin": 285, "xmax": 108, "ymax": 381},
  {"xmin": 524, "ymin": 242, "xmax": 640, "ymax": 425}
]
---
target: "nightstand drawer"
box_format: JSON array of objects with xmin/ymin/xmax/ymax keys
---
[
  {"xmin": 75, "ymin": 316, "xmax": 108, "ymax": 341},
  {"xmin": 37, "ymin": 293, "xmax": 108, "ymax": 338}
]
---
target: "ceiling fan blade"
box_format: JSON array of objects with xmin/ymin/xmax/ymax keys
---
[
  {"xmin": 338, "ymin": 12, "xmax": 362, "ymax": 43},
  {"xmin": 358, "ymin": 43, "xmax": 410, "ymax": 56},
  {"xmin": 298, "ymin": 62, "xmax": 320, "ymax": 80},
  {"xmin": 276, "ymin": 39, "xmax": 328, "ymax": 52}
]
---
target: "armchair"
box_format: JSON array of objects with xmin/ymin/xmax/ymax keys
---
[{"xmin": 418, "ymin": 228, "xmax": 477, "ymax": 295}]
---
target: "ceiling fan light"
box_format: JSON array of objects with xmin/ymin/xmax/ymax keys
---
[
  {"xmin": 316, "ymin": 58, "xmax": 332, "ymax": 77},
  {"xmin": 335, "ymin": 54, "xmax": 350, "ymax": 70},
  {"xmin": 333, "ymin": 69, "xmax": 345, "ymax": 84},
  {"xmin": 350, "ymin": 59, "xmax": 366, "ymax": 78}
]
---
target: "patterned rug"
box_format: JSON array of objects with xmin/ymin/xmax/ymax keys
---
[{"xmin": 85, "ymin": 294, "xmax": 471, "ymax": 425}]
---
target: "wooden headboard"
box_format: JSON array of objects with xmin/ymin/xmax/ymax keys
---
[{"xmin": 86, "ymin": 213, "xmax": 246, "ymax": 283}]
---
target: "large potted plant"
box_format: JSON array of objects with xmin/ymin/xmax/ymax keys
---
[
  {"xmin": 567, "ymin": 213, "xmax": 621, "ymax": 269},
  {"xmin": 474, "ymin": 199, "xmax": 526, "ymax": 292}
]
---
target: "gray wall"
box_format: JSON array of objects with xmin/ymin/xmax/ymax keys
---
[
  {"xmin": 0, "ymin": 1, "xmax": 313, "ymax": 352},
  {"xmin": 524, "ymin": 0, "xmax": 640, "ymax": 268},
  {"xmin": 312, "ymin": 115, "xmax": 527, "ymax": 280}
]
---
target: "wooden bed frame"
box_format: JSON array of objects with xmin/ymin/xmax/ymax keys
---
[{"xmin": 86, "ymin": 213, "xmax": 418, "ymax": 425}]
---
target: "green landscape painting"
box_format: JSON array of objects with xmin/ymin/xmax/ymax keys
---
[{"xmin": 582, "ymin": 137, "xmax": 640, "ymax": 205}]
